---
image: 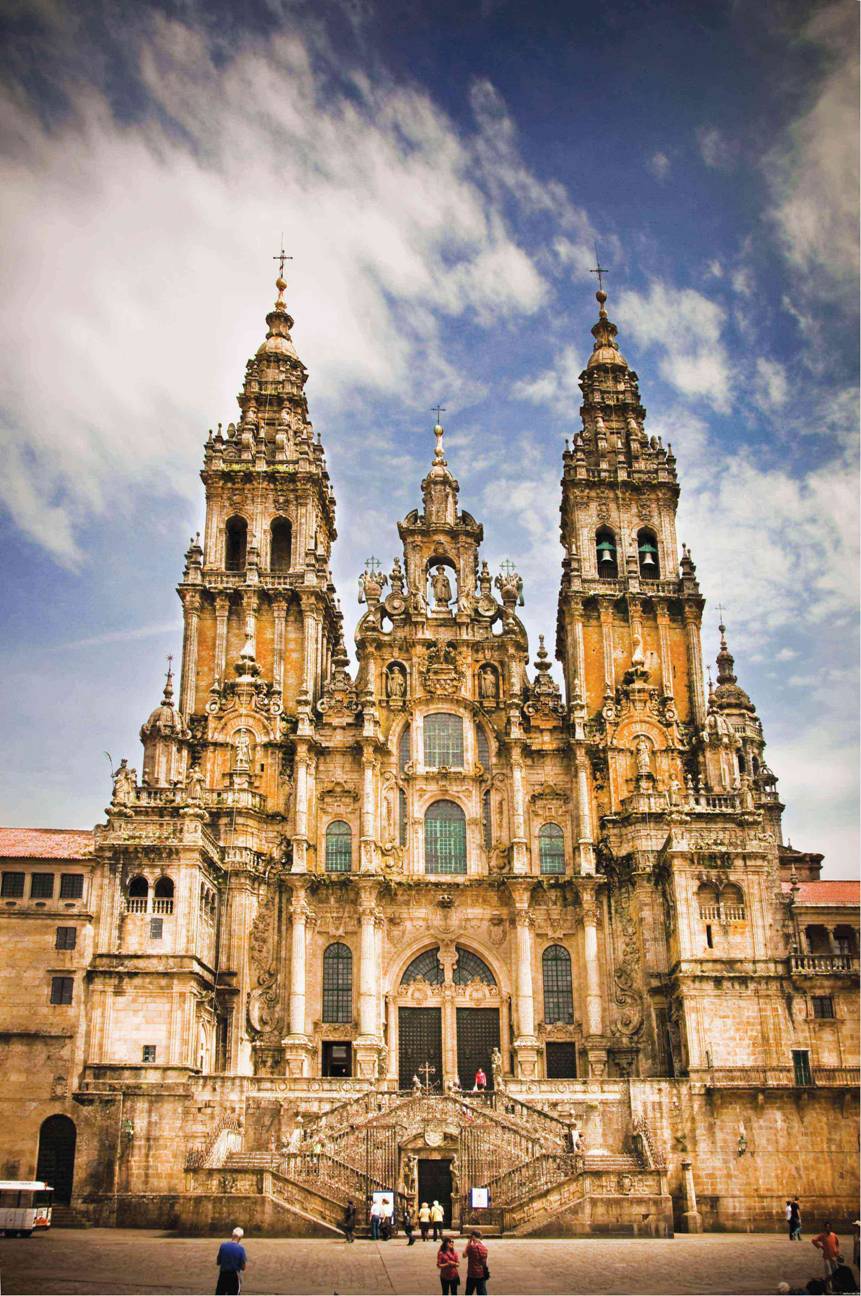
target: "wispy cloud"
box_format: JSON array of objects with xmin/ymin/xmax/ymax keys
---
[
  {"xmin": 53, "ymin": 622, "xmax": 181, "ymax": 650},
  {"xmin": 647, "ymin": 151, "xmax": 671, "ymax": 180},
  {"xmin": 616, "ymin": 281, "xmax": 732, "ymax": 412},
  {"xmin": 697, "ymin": 125, "xmax": 736, "ymax": 169}
]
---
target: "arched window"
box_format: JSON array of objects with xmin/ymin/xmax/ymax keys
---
[
  {"xmin": 539, "ymin": 823, "xmax": 565, "ymax": 875},
  {"xmin": 325, "ymin": 821, "xmax": 352, "ymax": 873},
  {"xmin": 453, "ymin": 946, "xmax": 496, "ymax": 985},
  {"xmin": 401, "ymin": 947, "xmax": 444, "ymax": 985},
  {"xmin": 595, "ymin": 527, "xmax": 618, "ymax": 578},
  {"xmin": 270, "ymin": 518, "xmax": 292, "ymax": 572},
  {"xmin": 128, "ymin": 876, "xmax": 148, "ymax": 898},
  {"xmin": 225, "ymin": 516, "xmax": 248, "ymax": 572},
  {"xmin": 398, "ymin": 725, "xmax": 411, "ymax": 773},
  {"xmin": 697, "ymin": 883, "xmax": 720, "ymax": 918},
  {"xmin": 425, "ymin": 800, "xmax": 467, "ymax": 874},
  {"xmin": 476, "ymin": 725, "xmax": 491, "ymax": 770},
  {"xmin": 721, "ymin": 883, "xmax": 745, "ymax": 919},
  {"xmin": 637, "ymin": 528, "xmax": 660, "ymax": 578},
  {"xmin": 542, "ymin": 945, "xmax": 574, "ymax": 1024},
  {"xmin": 482, "ymin": 790, "xmax": 492, "ymax": 851},
  {"xmin": 424, "ymin": 713, "xmax": 464, "ymax": 768},
  {"xmin": 153, "ymin": 876, "xmax": 174, "ymax": 914},
  {"xmin": 398, "ymin": 787, "xmax": 408, "ymax": 847},
  {"xmin": 322, "ymin": 943, "xmax": 353, "ymax": 1022}
]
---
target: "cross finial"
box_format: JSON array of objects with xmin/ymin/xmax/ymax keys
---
[
  {"xmin": 418, "ymin": 1060, "xmax": 436, "ymax": 1091},
  {"xmin": 589, "ymin": 243, "xmax": 609, "ymax": 295},
  {"xmin": 431, "ymin": 404, "xmax": 446, "ymax": 426},
  {"xmin": 499, "ymin": 558, "xmax": 516, "ymax": 577},
  {"xmin": 273, "ymin": 236, "xmax": 293, "ymax": 280},
  {"xmin": 716, "ymin": 601, "xmax": 726, "ymax": 627},
  {"xmin": 166, "ymin": 653, "xmax": 173, "ymax": 675},
  {"xmin": 364, "ymin": 555, "xmax": 382, "ymax": 576}
]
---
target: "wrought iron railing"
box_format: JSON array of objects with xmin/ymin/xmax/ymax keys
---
[{"xmin": 483, "ymin": 1152, "xmax": 580, "ymax": 1209}]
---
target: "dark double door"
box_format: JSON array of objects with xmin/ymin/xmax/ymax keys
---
[
  {"xmin": 399, "ymin": 1007, "xmax": 442, "ymax": 1090},
  {"xmin": 418, "ymin": 1158, "xmax": 452, "ymax": 1226},
  {"xmin": 456, "ymin": 1007, "xmax": 499, "ymax": 1090}
]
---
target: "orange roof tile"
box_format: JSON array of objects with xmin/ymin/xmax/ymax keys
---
[
  {"xmin": 0, "ymin": 827, "xmax": 94, "ymax": 860},
  {"xmin": 782, "ymin": 879, "xmax": 860, "ymax": 907}
]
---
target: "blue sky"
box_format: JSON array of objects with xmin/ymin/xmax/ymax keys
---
[{"xmin": 0, "ymin": 0, "xmax": 858, "ymax": 876}]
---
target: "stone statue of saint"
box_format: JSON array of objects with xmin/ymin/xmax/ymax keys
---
[
  {"xmin": 431, "ymin": 565, "xmax": 453, "ymax": 607},
  {"xmin": 450, "ymin": 1154, "xmax": 461, "ymax": 1198},
  {"xmin": 412, "ymin": 1073, "xmax": 422, "ymax": 1095},
  {"xmin": 186, "ymin": 765, "xmax": 205, "ymax": 805},
  {"xmin": 387, "ymin": 666, "xmax": 406, "ymax": 699},
  {"xmin": 112, "ymin": 759, "xmax": 136, "ymax": 806},
  {"xmin": 635, "ymin": 736, "xmax": 652, "ymax": 777},
  {"xmin": 490, "ymin": 1046, "xmax": 503, "ymax": 1088},
  {"xmin": 235, "ymin": 730, "xmax": 252, "ymax": 771},
  {"xmin": 479, "ymin": 666, "xmax": 497, "ymax": 700}
]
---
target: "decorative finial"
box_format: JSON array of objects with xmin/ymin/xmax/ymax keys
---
[
  {"xmin": 163, "ymin": 654, "xmax": 174, "ymax": 702},
  {"xmin": 273, "ymin": 237, "xmax": 293, "ymax": 306},
  {"xmin": 589, "ymin": 243, "xmax": 610, "ymax": 315},
  {"xmin": 431, "ymin": 407, "xmax": 446, "ymax": 463}
]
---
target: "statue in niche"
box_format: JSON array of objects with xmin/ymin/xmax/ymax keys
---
[
  {"xmin": 186, "ymin": 765, "xmax": 205, "ymax": 805},
  {"xmin": 402, "ymin": 1153, "xmax": 417, "ymax": 1199},
  {"xmin": 450, "ymin": 1155, "xmax": 461, "ymax": 1198},
  {"xmin": 491, "ymin": 1046, "xmax": 503, "ymax": 1089},
  {"xmin": 234, "ymin": 730, "xmax": 252, "ymax": 771},
  {"xmin": 387, "ymin": 665, "xmax": 406, "ymax": 699},
  {"xmin": 635, "ymin": 736, "xmax": 652, "ymax": 778},
  {"xmin": 431, "ymin": 565, "xmax": 453, "ymax": 607},
  {"xmin": 479, "ymin": 666, "xmax": 498, "ymax": 701},
  {"xmin": 112, "ymin": 759, "xmax": 136, "ymax": 806}
]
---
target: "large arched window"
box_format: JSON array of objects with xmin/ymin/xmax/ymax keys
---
[
  {"xmin": 153, "ymin": 876, "xmax": 174, "ymax": 914},
  {"xmin": 401, "ymin": 947, "xmax": 444, "ymax": 985},
  {"xmin": 322, "ymin": 943, "xmax": 353, "ymax": 1022},
  {"xmin": 424, "ymin": 713, "xmax": 464, "ymax": 768},
  {"xmin": 270, "ymin": 518, "xmax": 292, "ymax": 572},
  {"xmin": 225, "ymin": 516, "xmax": 248, "ymax": 572},
  {"xmin": 425, "ymin": 800, "xmax": 467, "ymax": 874},
  {"xmin": 127, "ymin": 875, "xmax": 148, "ymax": 913},
  {"xmin": 542, "ymin": 944, "xmax": 574, "ymax": 1024},
  {"xmin": 595, "ymin": 527, "xmax": 618, "ymax": 578},
  {"xmin": 325, "ymin": 821, "xmax": 352, "ymax": 873},
  {"xmin": 637, "ymin": 528, "xmax": 660, "ymax": 578},
  {"xmin": 539, "ymin": 824, "xmax": 565, "ymax": 875},
  {"xmin": 453, "ymin": 946, "xmax": 496, "ymax": 985},
  {"xmin": 476, "ymin": 725, "xmax": 491, "ymax": 770}
]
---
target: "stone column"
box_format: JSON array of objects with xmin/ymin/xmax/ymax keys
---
[
  {"xmin": 214, "ymin": 594, "xmax": 231, "ymax": 684},
  {"xmin": 179, "ymin": 591, "xmax": 202, "ymax": 716},
  {"xmin": 581, "ymin": 884, "xmax": 607, "ymax": 1076},
  {"xmin": 283, "ymin": 884, "xmax": 314, "ymax": 1076},
  {"xmin": 510, "ymin": 744, "xmax": 528, "ymax": 874},
  {"xmin": 292, "ymin": 749, "xmax": 309, "ymax": 874},
  {"xmin": 655, "ymin": 600, "xmax": 674, "ymax": 698},
  {"xmin": 684, "ymin": 607, "xmax": 707, "ymax": 727},
  {"xmin": 242, "ymin": 591, "xmax": 259, "ymax": 658},
  {"xmin": 511, "ymin": 887, "xmax": 540, "ymax": 1078},
  {"xmin": 272, "ymin": 594, "xmax": 287, "ymax": 695},
  {"xmin": 681, "ymin": 1157, "xmax": 703, "ymax": 1232},
  {"xmin": 575, "ymin": 749, "xmax": 595, "ymax": 875},
  {"xmin": 355, "ymin": 884, "xmax": 383, "ymax": 1079},
  {"xmin": 599, "ymin": 601, "xmax": 615, "ymax": 694},
  {"xmin": 300, "ymin": 594, "xmax": 320, "ymax": 705},
  {"xmin": 360, "ymin": 748, "xmax": 378, "ymax": 872}
]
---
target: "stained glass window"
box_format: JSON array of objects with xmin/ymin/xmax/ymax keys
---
[
  {"xmin": 399, "ymin": 788, "xmax": 408, "ymax": 847},
  {"xmin": 322, "ymin": 942, "xmax": 353, "ymax": 1022},
  {"xmin": 425, "ymin": 800, "xmax": 467, "ymax": 874},
  {"xmin": 423, "ymin": 714, "xmax": 464, "ymax": 768},
  {"xmin": 401, "ymin": 947, "xmax": 444, "ymax": 985},
  {"xmin": 399, "ymin": 725, "xmax": 411, "ymax": 773},
  {"xmin": 453, "ymin": 946, "xmax": 496, "ymax": 985},
  {"xmin": 482, "ymin": 791, "xmax": 492, "ymax": 851},
  {"xmin": 325, "ymin": 820, "xmax": 352, "ymax": 873},
  {"xmin": 542, "ymin": 944, "xmax": 574, "ymax": 1024},
  {"xmin": 476, "ymin": 725, "xmax": 490, "ymax": 770},
  {"xmin": 539, "ymin": 823, "xmax": 565, "ymax": 875}
]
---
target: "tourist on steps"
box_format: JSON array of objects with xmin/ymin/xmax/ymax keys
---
[
  {"xmin": 343, "ymin": 1199, "xmax": 356, "ymax": 1243},
  {"xmin": 464, "ymin": 1229, "xmax": 489, "ymax": 1296},
  {"xmin": 419, "ymin": 1201, "xmax": 431, "ymax": 1240},
  {"xmin": 215, "ymin": 1227, "xmax": 247, "ymax": 1296},
  {"xmin": 430, "ymin": 1199, "xmax": 445, "ymax": 1240},
  {"xmin": 370, "ymin": 1197, "xmax": 382, "ymax": 1240},
  {"xmin": 437, "ymin": 1236, "xmax": 461, "ymax": 1295},
  {"xmin": 472, "ymin": 1067, "xmax": 487, "ymax": 1092}
]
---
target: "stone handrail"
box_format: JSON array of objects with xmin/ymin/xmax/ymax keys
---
[
  {"xmin": 186, "ymin": 1113, "xmax": 242, "ymax": 1169},
  {"xmin": 812, "ymin": 1066, "xmax": 861, "ymax": 1087},
  {"xmin": 791, "ymin": 953, "xmax": 857, "ymax": 974},
  {"xmin": 483, "ymin": 1151, "xmax": 580, "ymax": 1209},
  {"xmin": 476, "ymin": 1091, "xmax": 571, "ymax": 1150},
  {"xmin": 705, "ymin": 1065, "xmax": 860, "ymax": 1089},
  {"xmin": 282, "ymin": 1149, "xmax": 392, "ymax": 1206}
]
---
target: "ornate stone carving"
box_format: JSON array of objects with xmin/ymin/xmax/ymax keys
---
[{"xmin": 421, "ymin": 640, "xmax": 463, "ymax": 696}]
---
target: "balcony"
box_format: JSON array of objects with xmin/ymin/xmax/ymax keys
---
[
  {"xmin": 703, "ymin": 1065, "xmax": 860, "ymax": 1090},
  {"xmin": 152, "ymin": 898, "xmax": 174, "ymax": 915},
  {"xmin": 790, "ymin": 953, "xmax": 858, "ymax": 976}
]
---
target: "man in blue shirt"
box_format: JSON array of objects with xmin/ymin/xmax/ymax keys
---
[{"xmin": 215, "ymin": 1227, "xmax": 247, "ymax": 1295}]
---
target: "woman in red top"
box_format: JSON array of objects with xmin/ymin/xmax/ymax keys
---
[{"xmin": 436, "ymin": 1237, "xmax": 461, "ymax": 1295}]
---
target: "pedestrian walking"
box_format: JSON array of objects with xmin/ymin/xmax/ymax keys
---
[
  {"xmin": 215, "ymin": 1227, "xmax": 247, "ymax": 1295},
  {"xmin": 343, "ymin": 1199, "xmax": 356, "ymax": 1243},
  {"xmin": 811, "ymin": 1221, "xmax": 840, "ymax": 1280},
  {"xmin": 403, "ymin": 1205, "xmax": 416, "ymax": 1245},
  {"xmin": 789, "ymin": 1198, "xmax": 802, "ymax": 1241},
  {"xmin": 430, "ymin": 1199, "xmax": 445, "ymax": 1240},
  {"xmin": 419, "ymin": 1201, "xmax": 431, "ymax": 1240},
  {"xmin": 785, "ymin": 1201, "xmax": 793, "ymax": 1239},
  {"xmin": 381, "ymin": 1194, "xmax": 394, "ymax": 1240},
  {"xmin": 370, "ymin": 1197, "xmax": 382, "ymax": 1241},
  {"xmin": 464, "ymin": 1229, "xmax": 489, "ymax": 1296},
  {"xmin": 437, "ymin": 1236, "xmax": 461, "ymax": 1295}
]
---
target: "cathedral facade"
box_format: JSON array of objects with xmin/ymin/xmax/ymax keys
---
[{"xmin": 0, "ymin": 273, "xmax": 857, "ymax": 1237}]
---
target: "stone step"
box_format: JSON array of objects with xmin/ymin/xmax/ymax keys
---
[{"xmin": 51, "ymin": 1205, "xmax": 90, "ymax": 1229}]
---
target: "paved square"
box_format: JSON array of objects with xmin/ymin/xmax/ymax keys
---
[{"xmin": 0, "ymin": 1229, "xmax": 849, "ymax": 1295}]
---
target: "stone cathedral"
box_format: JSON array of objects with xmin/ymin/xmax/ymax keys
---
[{"xmin": 0, "ymin": 272, "xmax": 857, "ymax": 1238}]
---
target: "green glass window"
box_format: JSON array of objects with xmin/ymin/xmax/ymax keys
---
[
  {"xmin": 476, "ymin": 725, "xmax": 491, "ymax": 770},
  {"xmin": 399, "ymin": 788, "xmax": 408, "ymax": 847},
  {"xmin": 401, "ymin": 947, "xmax": 444, "ymax": 985},
  {"xmin": 543, "ymin": 944, "xmax": 574, "ymax": 1024},
  {"xmin": 322, "ymin": 943, "xmax": 353, "ymax": 1022},
  {"xmin": 425, "ymin": 800, "xmax": 467, "ymax": 875},
  {"xmin": 423, "ymin": 714, "xmax": 464, "ymax": 768},
  {"xmin": 539, "ymin": 823, "xmax": 565, "ymax": 875},
  {"xmin": 325, "ymin": 820, "xmax": 352, "ymax": 873},
  {"xmin": 482, "ymin": 791, "xmax": 492, "ymax": 851},
  {"xmin": 453, "ymin": 946, "xmax": 495, "ymax": 985},
  {"xmin": 399, "ymin": 724, "xmax": 411, "ymax": 773}
]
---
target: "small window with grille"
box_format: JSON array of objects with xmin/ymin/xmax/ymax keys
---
[
  {"xmin": 325, "ymin": 821, "xmax": 352, "ymax": 873},
  {"xmin": 539, "ymin": 823, "xmax": 565, "ymax": 875},
  {"xmin": 50, "ymin": 976, "xmax": 74, "ymax": 1005},
  {"xmin": 150, "ymin": 917, "xmax": 164, "ymax": 940},
  {"xmin": 322, "ymin": 943, "xmax": 353, "ymax": 1023},
  {"xmin": 542, "ymin": 944, "xmax": 574, "ymax": 1024},
  {"xmin": 423, "ymin": 713, "xmax": 464, "ymax": 768},
  {"xmin": 812, "ymin": 995, "xmax": 834, "ymax": 1020},
  {"xmin": 59, "ymin": 874, "xmax": 84, "ymax": 899},
  {"xmin": 142, "ymin": 1045, "xmax": 157, "ymax": 1063},
  {"xmin": 424, "ymin": 800, "xmax": 467, "ymax": 874},
  {"xmin": 31, "ymin": 874, "xmax": 54, "ymax": 899},
  {"xmin": 55, "ymin": 927, "xmax": 77, "ymax": 950}
]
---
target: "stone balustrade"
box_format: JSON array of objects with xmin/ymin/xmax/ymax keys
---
[
  {"xmin": 704, "ymin": 1065, "xmax": 860, "ymax": 1089},
  {"xmin": 790, "ymin": 953, "xmax": 857, "ymax": 975}
]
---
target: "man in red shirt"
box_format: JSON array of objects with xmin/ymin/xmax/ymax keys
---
[
  {"xmin": 465, "ymin": 1229, "xmax": 489, "ymax": 1296},
  {"xmin": 811, "ymin": 1222, "xmax": 840, "ymax": 1280}
]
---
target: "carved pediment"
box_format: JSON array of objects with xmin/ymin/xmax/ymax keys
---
[{"xmin": 319, "ymin": 782, "xmax": 360, "ymax": 811}]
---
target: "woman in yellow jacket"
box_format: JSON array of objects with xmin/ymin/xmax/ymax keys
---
[
  {"xmin": 430, "ymin": 1200, "xmax": 445, "ymax": 1241},
  {"xmin": 418, "ymin": 1201, "xmax": 431, "ymax": 1241}
]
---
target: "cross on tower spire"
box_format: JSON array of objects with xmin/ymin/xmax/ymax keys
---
[
  {"xmin": 273, "ymin": 237, "xmax": 293, "ymax": 280},
  {"xmin": 589, "ymin": 244, "xmax": 610, "ymax": 295},
  {"xmin": 431, "ymin": 404, "xmax": 446, "ymax": 426}
]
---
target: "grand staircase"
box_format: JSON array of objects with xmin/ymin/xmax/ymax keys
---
[{"xmin": 198, "ymin": 1088, "xmax": 671, "ymax": 1237}]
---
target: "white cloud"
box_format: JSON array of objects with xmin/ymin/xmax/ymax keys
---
[
  {"xmin": 0, "ymin": 19, "xmax": 558, "ymax": 564},
  {"xmin": 697, "ymin": 125, "xmax": 735, "ymax": 169},
  {"xmin": 705, "ymin": 259, "xmax": 724, "ymax": 279},
  {"xmin": 615, "ymin": 281, "xmax": 732, "ymax": 412},
  {"xmin": 511, "ymin": 346, "xmax": 582, "ymax": 417},
  {"xmin": 647, "ymin": 151, "xmax": 671, "ymax": 180},
  {"xmin": 753, "ymin": 357, "xmax": 789, "ymax": 412},
  {"xmin": 764, "ymin": 1, "xmax": 859, "ymax": 299}
]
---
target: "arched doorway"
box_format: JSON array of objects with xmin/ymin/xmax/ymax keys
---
[{"xmin": 36, "ymin": 1115, "xmax": 76, "ymax": 1204}]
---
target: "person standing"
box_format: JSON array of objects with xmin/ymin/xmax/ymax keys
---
[
  {"xmin": 343, "ymin": 1199, "xmax": 356, "ymax": 1243},
  {"xmin": 370, "ymin": 1197, "xmax": 382, "ymax": 1241},
  {"xmin": 785, "ymin": 1201, "xmax": 793, "ymax": 1239},
  {"xmin": 852, "ymin": 1219, "xmax": 860, "ymax": 1272},
  {"xmin": 464, "ymin": 1229, "xmax": 489, "ymax": 1296},
  {"xmin": 789, "ymin": 1198, "xmax": 802, "ymax": 1242},
  {"xmin": 403, "ymin": 1205, "xmax": 416, "ymax": 1245},
  {"xmin": 437, "ymin": 1236, "xmax": 461, "ymax": 1295},
  {"xmin": 419, "ymin": 1201, "xmax": 431, "ymax": 1240},
  {"xmin": 811, "ymin": 1221, "xmax": 840, "ymax": 1280},
  {"xmin": 473, "ymin": 1067, "xmax": 487, "ymax": 1092},
  {"xmin": 430, "ymin": 1199, "xmax": 445, "ymax": 1241},
  {"xmin": 215, "ymin": 1227, "xmax": 247, "ymax": 1296}
]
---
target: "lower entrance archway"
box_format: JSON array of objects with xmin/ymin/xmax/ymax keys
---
[
  {"xmin": 418, "ymin": 1158, "xmax": 452, "ymax": 1228},
  {"xmin": 36, "ymin": 1115, "xmax": 76, "ymax": 1204}
]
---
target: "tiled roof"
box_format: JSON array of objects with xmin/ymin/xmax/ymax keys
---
[
  {"xmin": 0, "ymin": 827, "xmax": 94, "ymax": 860},
  {"xmin": 782, "ymin": 880, "xmax": 860, "ymax": 907}
]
